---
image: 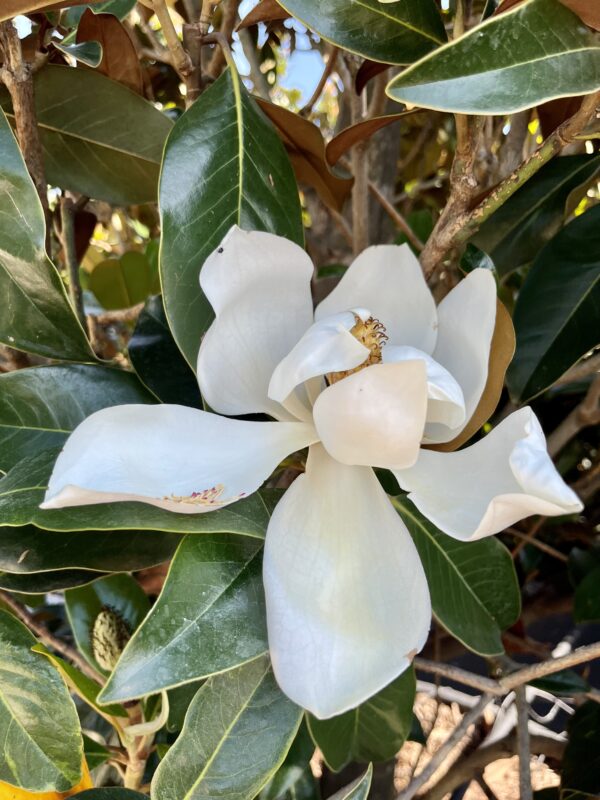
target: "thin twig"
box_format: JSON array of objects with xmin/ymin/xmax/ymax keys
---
[
  {"xmin": 207, "ymin": 0, "xmax": 240, "ymax": 79},
  {"xmin": 415, "ymin": 657, "xmax": 501, "ymax": 695},
  {"xmin": 94, "ymin": 302, "xmax": 145, "ymax": 326},
  {"xmin": 507, "ymin": 526, "xmax": 568, "ymax": 563},
  {"xmin": 368, "ymin": 181, "xmax": 424, "ymax": 251},
  {"xmin": 397, "ymin": 693, "xmax": 495, "ymax": 800},
  {"xmin": 547, "ymin": 375, "xmax": 600, "ymax": 457},
  {"xmin": 151, "ymin": 0, "xmax": 193, "ymax": 78},
  {"xmin": 60, "ymin": 196, "xmax": 89, "ymax": 334},
  {"xmin": 0, "ymin": 590, "xmax": 105, "ymax": 685},
  {"xmin": 515, "ymin": 686, "xmax": 533, "ymax": 800},
  {"xmin": 0, "ymin": 21, "xmax": 49, "ymax": 230},
  {"xmin": 555, "ymin": 351, "xmax": 600, "ymax": 387},
  {"xmin": 300, "ymin": 46, "xmax": 338, "ymax": 117}
]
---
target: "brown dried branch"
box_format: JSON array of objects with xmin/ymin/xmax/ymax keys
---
[
  {"xmin": 547, "ymin": 374, "xmax": 600, "ymax": 457},
  {"xmin": 0, "ymin": 589, "xmax": 105, "ymax": 685}
]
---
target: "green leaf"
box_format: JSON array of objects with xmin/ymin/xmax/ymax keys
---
[
  {"xmin": 160, "ymin": 65, "xmax": 303, "ymax": 368},
  {"xmin": 386, "ymin": 0, "xmax": 600, "ymax": 114},
  {"xmin": 32, "ymin": 644, "xmax": 128, "ymax": 718},
  {"xmin": 62, "ymin": 0, "xmax": 137, "ymax": 27},
  {"xmin": 0, "ymin": 568, "xmax": 103, "ymax": 593},
  {"xmin": 89, "ymin": 251, "xmax": 160, "ymax": 310},
  {"xmin": 0, "ymin": 609, "xmax": 83, "ymax": 792},
  {"xmin": 261, "ymin": 723, "xmax": 315, "ymax": 800},
  {"xmin": 277, "ymin": 0, "xmax": 445, "ymax": 64},
  {"xmin": 0, "ymin": 364, "xmax": 155, "ymax": 473},
  {"xmin": 506, "ymin": 204, "xmax": 600, "ymax": 402},
  {"xmin": 473, "ymin": 155, "xmax": 600, "ymax": 277},
  {"xmin": 1, "ymin": 448, "xmax": 273, "ymax": 537},
  {"xmin": 128, "ymin": 295, "xmax": 202, "ymax": 407},
  {"xmin": 531, "ymin": 669, "xmax": 590, "ymax": 696},
  {"xmin": 1, "ymin": 65, "xmax": 172, "ymax": 205},
  {"xmin": 167, "ymin": 680, "xmax": 205, "ymax": 733},
  {"xmin": 72, "ymin": 792, "xmax": 147, "ymax": 799},
  {"xmin": 54, "ymin": 40, "xmax": 103, "ymax": 67},
  {"xmin": 574, "ymin": 565, "xmax": 600, "ymax": 623},
  {"xmin": 0, "ymin": 107, "xmax": 92, "ymax": 362},
  {"xmin": 561, "ymin": 702, "xmax": 600, "ymax": 798},
  {"xmin": 327, "ymin": 766, "xmax": 373, "ymax": 800},
  {"xmin": 308, "ymin": 669, "xmax": 415, "ymax": 771},
  {"xmin": 82, "ymin": 733, "xmax": 111, "ymax": 770},
  {"xmin": 0, "ymin": 524, "xmax": 180, "ymax": 575},
  {"xmin": 394, "ymin": 496, "xmax": 521, "ymax": 656},
  {"xmin": 99, "ymin": 534, "xmax": 267, "ymax": 703},
  {"xmin": 65, "ymin": 573, "xmax": 150, "ymax": 675},
  {"xmin": 151, "ymin": 656, "xmax": 303, "ymax": 800}
]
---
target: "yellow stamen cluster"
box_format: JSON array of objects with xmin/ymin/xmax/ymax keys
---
[{"xmin": 328, "ymin": 314, "xmax": 388, "ymax": 384}]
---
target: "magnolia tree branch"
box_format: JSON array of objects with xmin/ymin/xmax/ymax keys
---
[
  {"xmin": 0, "ymin": 21, "xmax": 48, "ymax": 223},
  {"xmin": 515, "ymin": 686, "xmax": 533, "ymax": 800},
  {"xmin": 60, "ymin": 196, "xmax": 89, "ymax": 333},
  {"xmin": 555, "ymin": 351, "xmax": 600, "ymax": 386},
  {"xmin": 151, "ymin": 0, "xmax": 193, "ymax": 78},
  {"xmin": 0, "ymin": 590, "xmax": 105, "ymax": 685},
  {"xmin": 300, "ymin": 45, "xmax": 338, "ymax": 117},
  {"xmin": 547, "ymin": 374, "xmax": 600, "ymax": 457},
  {"xmin": 420, "ymin": 90, "xmax": 600, "ymax": 278}
]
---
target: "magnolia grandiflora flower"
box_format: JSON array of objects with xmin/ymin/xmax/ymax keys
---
[{"xmin": 42, "ymin": 226, "xmax": 582, "ymax": 719}]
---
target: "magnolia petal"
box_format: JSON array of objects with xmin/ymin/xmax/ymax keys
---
[
  {"xmin": 315, "ymin": 244, "xmax": 438, "ymax": 354},
  {"xmin": 395, "ymin": 407, "xmax": 583, "ymax": 541},
  {"xmin": 383, "ymin": 344, "xmax": 466, "ymax": 432},
  {"xmin": 426, "ymin": 269, "xmax": 497, "ymax": 443},
  {"xmin": 268, "ymin": 312, "xmax": 370, "ymax": 404},
  {"xmin": 264, "ymin": 444, "xmax": 431, "ymax": 719},
  {"xmin": 41, "ymin": 404, "xmax": 318, "ymax": 514},
  {"xmin": 197, "ymin": 226, "xmax": 314, "ymax": 420},
  {"xmin": 313, "ymin": 361, "xmax": 428, "ymax": 469}
]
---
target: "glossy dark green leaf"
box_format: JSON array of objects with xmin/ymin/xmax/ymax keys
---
[
  {"xmin": 62, "ymin": 0, "xmax": 137, "ymax": 26},
  {"xmin": 327, "ymin": 766, "xmax": 373, "ymax": 800},
  {"xmin": 54, "ymin": 40, "xmax": 103, "ymax": 67},
  {"xmin": 151, "ymin": 656, "xmax": 303, "ymax": 800},
  {"xmin": 531, "ymin": 669, "xmax": 590, "ymax": 695},
  {"xmin": 167, "ymin": 680, "xmax": 205, "ymax": 733},
  {"xmin": 277, "ymin": 0, "xmax": 445, "ymax": 64},
  {"xmin": 0, "ymin": 609, "xmax": 83, "ymax": 792},
  {"xmin": 0, "ymin": 524, "xmax": 179, "ymax": 575},
  {"xmin": 89, "ymin": 251, "xmax": 160, "ymax": 310},
  {"xmin": 261, "ymin": 723, "xmax": 315, "ymax": 800},
  {"xmin": 1, "ymin": 65, "xmax": 172, "ymax": 205},
  {"xmin": 99, "ymin": 534, "xmax": 267, "ymax": 703},
  {"xmin": 160, "ymin": 66, "xmax": 303, "ymax": 367},
  {"xmin": 561, "ymin": 702, "xmax": 600, "ymax": 798},
  {"xmin": 507, "ymin": 204, "xmax": 600, "ymax": 402},
  {"xmin": 394, "ymin": 497, "xmax": 521, "ymax": 656},
  {"xmin": 387, "ymin": 0, "xmax": 600, "ymax": 113},
  {"xmin": 129, "ymin": 295, "xmax": 202, "ymax": 407},
  {"xmin": 1, "ymin": 448, "xmax": 272, "ymax": 537},
  {"xmin": 473, "ymin": 155, "xmax": 600, "ymax": 277},
  {"xmin": 0, "ymin": 108, "xmax": 92, "ymax": 362},
  {"xmin": 0, "ymin": 568, "xmax": 102, "ymax": 593},
  {"xmin": 0, "ymin": 364, "xmax": 155, "ymax": 472},
  {"xmin": 65, "ymin": 573, "xmax": 150, "ymax": 675},
  {"xmin": 573, "ymin": 565, "xmax": 600, "ymax": 623},
  {"xmin": 308, "ymin": 669, "xmax": 415, "ymax": 771}
]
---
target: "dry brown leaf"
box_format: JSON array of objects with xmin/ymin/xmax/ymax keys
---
[
  {"xmin": 326, "ymin": 111, "xmax": 419, "ymax": 167},
  {"xmin": 537, "ymin": 95, "xmax": 583, "ymax": 138},
  {"xmin": 256, "ymin": 98, "xmax": 353, "ymax": 211},
  {"xmin": 497, "ymin": 0, "xmax": 599, "ymax": 28},
  {"xmin": 0, "ymin": 760, "xmax": 93, "ymax": 798},
  {"xmin": 77, "ymin": 8, "xmax": 143, "ymax": 95},
  {"xmin": 428, "ymin": 300, "xmax": 516, "ymax": 453},
  {"xmin": 236, "ymin": 0, "xmax": 290, "ymax": 30}
]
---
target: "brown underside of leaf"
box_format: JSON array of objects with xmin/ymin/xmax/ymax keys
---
[
  {"xmin": 355, "ymin": 60, "xmax": 390, "ymax": 95},
  {"xmin": 427, "ymin": 299, "xmax": 516, "ymax": 453},
  {"xmin": 236, "ymin": 0, "xmax": 290, "ymax": 30},
  {"xmin": 77, "ymin": 9, "xmax": 143, "ymax": 95},
  {"xmin": 496, "ymin": 0, "xmax": 600, "ymax": 28},
  {"xmin": 256, "ymin": 97, "xmax": 353, "ymax": 211},
  {"xmin": 326, "ymin": 111, "xmax": 420, "ymax": 167},
  {"xmin": 0, "ymin": 0, "xmax": 105, "ymax": 21}
]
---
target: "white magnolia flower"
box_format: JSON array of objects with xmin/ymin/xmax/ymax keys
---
[{"xmin": 42, "ymin": 226, "xmax": 582, "ymax": 719}]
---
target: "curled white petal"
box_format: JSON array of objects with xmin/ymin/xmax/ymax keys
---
[
  {"xmin": 197, "ymin": 226, "xmax": 314, "ymax": 420},
  {"xmin": 264, "ymin": 444, "xmax": 431, "ymax": 719},
  {"xmin": 383, "ymin": 344, "xmax": 466, "ymax": 433},
  {"xmin": 315, "ymin": 244, "xmax": 438, "ymax": 354},
  {"xmin": 395, "ymin": 407, "xmax": 583, "ymax": 541},
  {"xmin": 313, "ymin": 361, "xmax": 428, "ymax": 469},
  {"xmin": 268, "ymin": 312, "xmax": 369, "ymax": 404},
  {"xmin": 41, "ymin": 404, "xmax": 318, "ymax": 514}
]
